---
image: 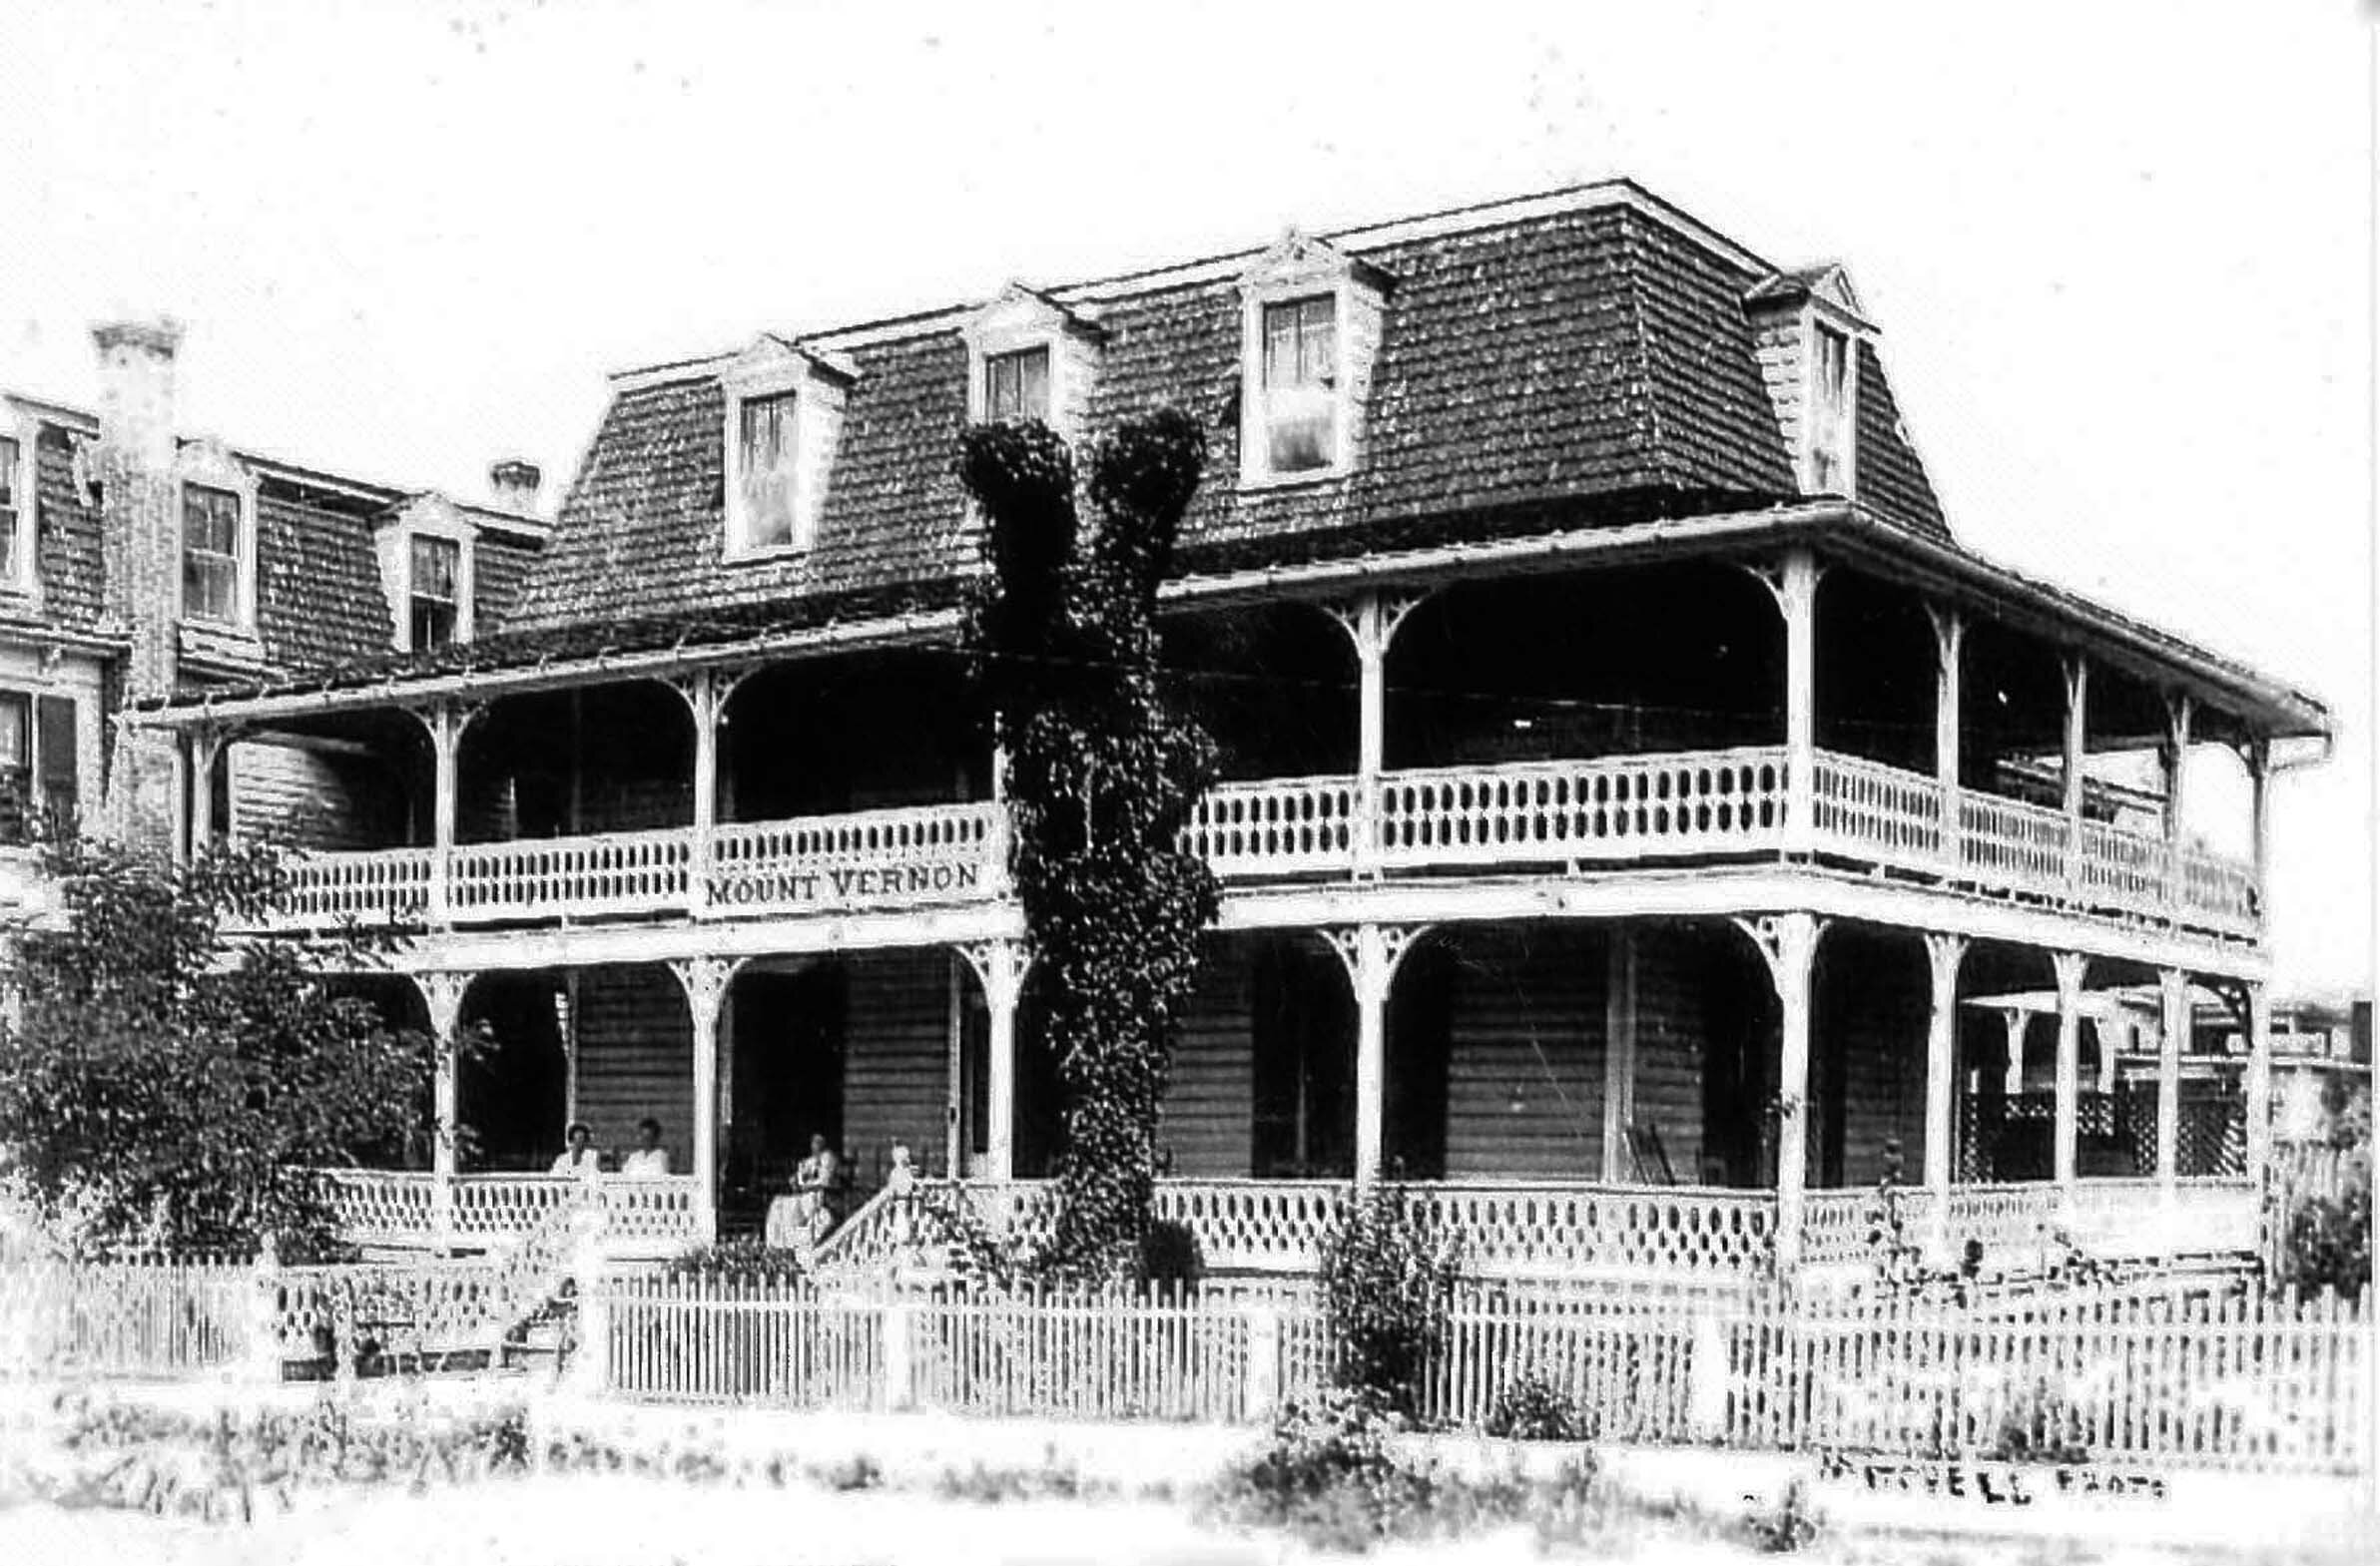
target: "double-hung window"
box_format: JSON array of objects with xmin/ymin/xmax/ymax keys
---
[
  {"xmin": 981, "ymin": 345, "xmax": 1050, "ymax": 425},
  {"xmin": 1259, "ymin": 295, "xmax": 1338, "ymax": 475},
  {"xmin": 409, "ymin": 534, "xmax": 462, "ymax": 651},
  {"xmin": 0, "ymin": 435, "xmax": 23, "ymax": 587},
  {"xmin": 735, "ymin": 391, "xmax": 800, "ymax": 552},
  {"xmin": 182, "ymin": 483, "xmax": 243, "ymax": 623}
]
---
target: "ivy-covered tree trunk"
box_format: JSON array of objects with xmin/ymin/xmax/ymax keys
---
[{"xmin": 959, "ymin": 408, "xmax": 1220, "ymax": 1276}]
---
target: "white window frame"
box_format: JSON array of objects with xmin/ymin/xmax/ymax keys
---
[
  {"xmin": 175, "ymin": 440, "xmax": 260, "ymax": 631},
  {"xmin": 976, "ymin": 342, "xmax": 1055, "ymax": 427},
  {"xmin": 721, "ymin": 349, "xmax": 814, "ymax": 561},
  {"xmin": 402, "ymin": 522, "xmax": 475, "ymax": 652},
  {"xmin": 1801, "ymin": 310, "xmax": 1862, "ymax": 497},
  {"xmin": 0, "ymin": 409, "xmax": 34, "ymax": 598},
  {"xmin": 960, "ymin": 285, "xmax": 1096, "ymax": 443}
]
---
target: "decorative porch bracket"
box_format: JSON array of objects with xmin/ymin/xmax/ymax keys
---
[
  {"xmin": 411, "ymin": 969, "xmax": 474, "ymax": 1251},
  {"xmin": 2050, "ymin": 950, "xmax": 2088, "ymax": 1204},
  {"xmin": 1324, "ymin": 922, "xmax": 1432, "ymax": 1183},
  {"xmin": 1921, "ymin": 931, "xmax": 1969, "ymax": 1264},
  {"xmin": 1323, "ymin": 590, "xmax": 1428, "ymax": 877},
  {"xmin": 668, "ymin": 955, "xmax": 743, "ymax": 1243},
  {"xmin": 956, "ymin": 939, "xmax": 1031, "ymax": 1181},
  {"xmin": 1741, "ymin": 552, "xmax": 1828, "ymax": 856},
  {"xmin": 1730, "ymin": 911, "xmax": 1826, "ymax": 1268},
  {"xmin": 665, "ymin": 666, "xmax": 754, "ymax": 918},
  {"xmin": 405, "ymin": 700, "xmax": 485, "ymax": 925},
  {"xmin": 182, "ymin": 721, "xmax": 233, "ymax": 864},
  {"xmin": 1923, "ymin": 604, "xmax": 1964, "ymax": 870}
]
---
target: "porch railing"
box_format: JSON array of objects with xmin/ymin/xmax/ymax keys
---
[
  {"xmin": 256, "ymin": 748, "xmax": 2258, "ymax": 938},
  {"xmin": 316, "ymin": 1170, "xmax": 698, "ymax": 1254}
]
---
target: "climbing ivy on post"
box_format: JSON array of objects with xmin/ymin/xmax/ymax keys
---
[{"xmin": 958, "ymin": 407, "xmax": 1220, "ymax": 1277}]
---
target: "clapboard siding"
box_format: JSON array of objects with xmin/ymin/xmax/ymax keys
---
[
  {"xmin": 1819, "ymin": 930, "xmax": 1928, "ymax": 1188},
  {"xmin": 573, "ymin": 965, "xmax": 692, "ymax": 1162},
  {"xmin": 1629, "ymin": 924, "xmax": 1719, "ymax": 1183},
  {"xmin": 1439, "ymin": 926, "xmax": 1606, "ymax": 1180},
  {"xmin": 842, "ymin": 948, "xmax": 951, "ymax": 1187},
  {"xmin": 230, "ymin": 739, "xmax": 405, "ymax": 849},
  {"xmin": 1162, "ymin": 939, "xmax": 1257, "ymax": 1177}
]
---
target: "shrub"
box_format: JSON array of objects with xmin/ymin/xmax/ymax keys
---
[
  {"xmin": 2277, "ymin": 1153, "xmax": 2371, "ymax": 1301},
  {"xmin": 664, "ymin": 1240, "xmax": 807, "ymax": 1285},
  {"xmin": 1739, "ymin": 1478, "xmax": 1823, "ymax": 1553},
  {"xmin": 1484, "ymin": 1372, "xmax": 1592, "ymax": 1442},
  {"xmin": 1319, "ymin": 1186, "xmax": 1459, "ymax": 1413},
  {"xmin": 1133, "ymin": 1218, "xmax": 1204, "ymax": 1293}
]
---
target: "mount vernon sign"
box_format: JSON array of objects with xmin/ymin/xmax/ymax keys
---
[{"xmin": 712, "ymin": 853, "xmax": 993, "ymax": 911}]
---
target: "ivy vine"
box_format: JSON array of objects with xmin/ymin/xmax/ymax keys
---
[{"xmin": 958, "ymin": 408, "xmax": 1221, "ymax": 1277}]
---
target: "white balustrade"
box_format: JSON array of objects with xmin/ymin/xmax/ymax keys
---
[
  {"xmin": 1375, "ymin": 748, "xmax": 1789, "ymax": 869},
  {"xmin": 1187, "ymin": 778, "xmax": 1360, "ymax": 878},
  {"xmin": 1399, "ymin": 1182, "xmax": 1778, "ymax": 1278},
  {"xmin": 709, "ymin": 802, "xmax": 1003, "ymax": 915},
  {"xmin": 315, "ymin": 1170, "xmax": 695, "ymax": 1253},
  {"xmin": 314, "ymin": 1169, "xmax": 439, "ymax": 1242},
  {"xmin": 449, "ymin": 826, "xmax": 693, "ymax": 921},
  {"xmin": 1151, "ymin": 1180, "xmax": 1346, "ymax": 1271},
  {"xmin": 245, "ymin": 749, "xmax": 2260, "ymax": 941}
]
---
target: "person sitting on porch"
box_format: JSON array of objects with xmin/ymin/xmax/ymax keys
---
[
  {"xmin": 550, "ymin": 1122, "xmax": 602, "ymax": 1179},
  {"xmin": 618, "ymin": 1117, "xmax": 671, "ymax": 1178},
  {"xmin": 794, "ymin": 1134, "xmax": 831, "ymax": 1196}
]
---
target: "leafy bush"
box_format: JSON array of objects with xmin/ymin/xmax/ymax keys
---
[
  {"xmin": 1319, "ymin": 1186, "xmax": 1459, "ymax": 1413},
  {"xmin": 1133, "ymin": 1218, "xmax": 1204, "ymax": 1292},
  {"xmin": 2278, "ymin": 1152, "xmax": 2371, "ymax": 1301},
  {"xmin": 1484, "ymin": 1372, "xmax": 1592, "ymax": 1442},
  {"xmin": 1739, "ymin": 1478, "xmax": 1824, "ymax": 1553},
  {"xmin": 664, "ymin": 1240, "xmax": 806, "ymax": 1284}
]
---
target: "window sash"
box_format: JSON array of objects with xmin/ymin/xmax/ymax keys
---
[
  {"xmin": 737, "ymin": 392, "xmax": 799, "ymax": 549},
  {"xmin": 982, "ymin": 346, "xmax": 1051, "ymax": 424},
  {"xmin": 182, "ymin": 485, "xmax": 243, "ymax": 621},
  {"xmin": 0, "ymin": 435, "xmax": 18, "ymax": 511},
  {"xmin": 410, "ymin": 535, "xmax": 460, "ymax": 605},
  {"xmin": 1260, "ymin": 295, "xmax": 1339, "ymax": 472}
]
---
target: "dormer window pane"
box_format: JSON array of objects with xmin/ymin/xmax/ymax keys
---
[
  {"xmin": 738, "ymin": 391, "xmax": 798, "ymax": 549},
  {"xmin": 182, "ymin": 483, "xmax": 242, "ymax": 623},
  {"xmin": 409, "ymin": 534, "xmax": 461, "ymax": 651},
  {"xmin": 983, "ymin": 346, "xmax": 1050, "ymax": 424},
  {"xmin": 1261, "ymin": 295, "xmax": 1337, "ymax": 473}
]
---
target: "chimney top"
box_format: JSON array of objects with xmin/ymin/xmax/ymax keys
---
[
  {"xmin": 91, "ymin": 317, "xmax": 186, "ymax": 357},
  {"xmin": 488, "ymin": 458, "xmax": 542, "ymax": 515}
]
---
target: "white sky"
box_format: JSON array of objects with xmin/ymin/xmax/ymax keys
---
[{"xmin": 0, "ymin": 1, "xmax": 2369, "ymax": 996}]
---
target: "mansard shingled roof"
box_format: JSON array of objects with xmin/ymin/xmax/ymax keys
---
[{"xmin": 508, "ymin": 190, "xmax": 1945, "ymax": 636}]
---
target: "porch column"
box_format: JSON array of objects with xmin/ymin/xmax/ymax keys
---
[
  {"xmin": 2161, "ymin": 695, "xmax": 2192, "ymax": 912},
  {"xmin": 669, "ymin": 956, "xmax": 737, "ymax": 1243},
  {"xmin": 2000, "ymin": 1008, "xmax": 2029, "ymax": 1095},
  {"xmin": 1927, "ymin": 605, "xmax": 1964, "ymax": 869},
  {"xmin": 184, "ymin": 724, "xmax": 226, "ymax": 861},
  {"xmin": 2242, "ymin": 980, "xmax": 2274, "ymax": 1188},
  {"xmin": 2092, "ymin": 1015, "xmax": 2122, "ymax": 1095},
  {"xmin": 670, "ymin": 669, "xmax": 741, "ymax": 918},
  {"xmin": 1922, "ymin": 932, "xmax": 1968, "ymax": 1262},
  {"xmin": 2155, "ymin": 967, "xmax": 2188, "ymax": 1196},
  {"xmin": 417, "ymin": 702, "xmax": 478, "ymax": 924},
  {"xmin": 960, "ymin": 940, "xmax": 1029, "ymax": 1181},
  {"xmin": 2052, "ymin": 951, "xmax": 2087, "ymax": 1200},
  {"xmin": 1327, "ymin": 924, "xmax": 1429, "ymax": 1185},
  {"xmin": 1772, "ymin": 551, "xmax": 1824, "ymax": 854},
  {"xmin": 2244, "ymin": 738, "xmax": 2272, "ymax": 911},
  {"xmin": 1736, "ymin": 912, "xmax": 1823, "ymax": 1267},
  {"xmin": 415, "ymin": 970, "xmax": 473, "ymax": 1251},
  {"xmin": 1599, "ymin": 927, "xmax": 1639, "ymax": 1183},
  {"xmin": 2061, "ymin": 656, "xmax": 2088, "ymax": 892},
  {"xmin": 1331, "ymin": 592, "xmax": 1422, "ymax": 874}
]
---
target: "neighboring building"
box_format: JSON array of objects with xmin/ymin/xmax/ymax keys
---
[
  {"xmin": 125, "ymin": 181, "xmax": 2332, "ymax": 1281},
  {"xmin": 0, "ymin": 320, "xmax": 549, "ymax": 920}
]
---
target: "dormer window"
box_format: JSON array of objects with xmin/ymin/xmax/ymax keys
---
[
  {"xmin": 182, "ymin": 484, "xmax": 244, "ymax": 623},
  {"xmin": 409, "ymin": 534, "xmax": 462, "ymax": 650},
  {"xmin": 734, "ymin": 390, "xmax": 800, "ymax": 551},
  {"xmin": 721, "ymin": 335, "xmax": 852, "ymax": 561},
  {"xmin": 982, "ymin": 345, "xmax": 1051, "ymax": 425},
  {"xmin": 1236, "ymin": 233, "xmax": 1390, "ymax": 489},
  {"xmin": 0, "ymin": 431, "xmax": 29, "ymax": 593},
  {"xmin": 1259, "ymin": 295, "xmax": 1338, "ymax": 474},
  {"xmin": 1809, "ymin": 322, "xmax": 1851, "ymax": 492}
]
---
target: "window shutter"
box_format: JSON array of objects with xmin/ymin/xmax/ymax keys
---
[{"xmin": 36, "ymin": 695, "xmax": 76, "ymax": 823}]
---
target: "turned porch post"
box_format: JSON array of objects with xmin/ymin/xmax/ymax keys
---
[
  {"xmin": 183, "ymin": 724, "xmax": 227, "ymax": 862},
  {"xmin": 2242, "ymin": 980, "xmax": 2274, "ymax": 1189},
  {"xmin": 1600, "ymin": 927, "xmax": 1639, "ymax": 1183},
  {"xmin": 1331, "ymin": 592, "xmax": 1421, "ymax": 874},
  {"xmin": 2155, "ymin": 967, "xmax": 2188, "ymax": 1196},
  {"xmin": 960, "ymin": 940, "xmax": 1029, "ymax": 1181},
  {"xmin": 417, "ymin": 702, "xmax": 478, "ymax": 924},
  {"xmin": 1776, "ymin": 551, "xmax": 1823, "ymax": 854},
  {"xmin": 671, "ymin": 668, "xmax": 743, "ymax": 918},
  {"xmin": 1922, "ymin": 932, "xmax": 1968, "ymax": 1262},
  {"xmin": 2161, "ymin": 695, "xmax": 2192, "ymax": 912},
  {"xmin": 1328, "ymin": 924, "xmax": 1428, "ymax": 1185},
  {"xmin": 2244, "ymin": 738, "xmax": 2272, "ymax": 914},
  {"xmin": 2052, "ymin": 951, "xmax": 2087, "ymax": 1200},
  {"xmin": 2000, "ymin": 1008, "xmax": 2029, "ymax": 1095},
  {"xmin": 2061, "ymin": 656, "xmax": 2088, "ymax": 893},
  {"xmin": 669, "ymin": 956, "xmax": 737, "ymax": 1242},
  {"xmin": 1737, "ymin": 912, "xmax": 1824, "ymax": 1267},
  {"xmin": 1928, "ymin": 605, "xmax": 1964, "ymax": 869},
  {"xmin": 415, "ymin": 970, "xmax": 473, "ymax": 1251}
]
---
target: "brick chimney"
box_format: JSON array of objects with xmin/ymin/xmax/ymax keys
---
[
  {"xmin": 91, "ymin": 317, "xmax": 186, "ymax": 854},
  {"xmin": 488, "ymin": 457, "xmax": 542, "ymax": 516}
]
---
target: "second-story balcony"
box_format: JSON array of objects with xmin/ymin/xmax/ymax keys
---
[{"xmin": 254, "ymin": 743, "xmax": 2259, "ymax": 943}]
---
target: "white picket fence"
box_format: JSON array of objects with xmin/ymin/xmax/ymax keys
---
[
  {"xmin": 596, "ymin": 1274, "xmax": 2373, "ymax": 1477},
  {"xmin": 0, "ymin": 1260, "xmax": 256, "ymax": 1378}
]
